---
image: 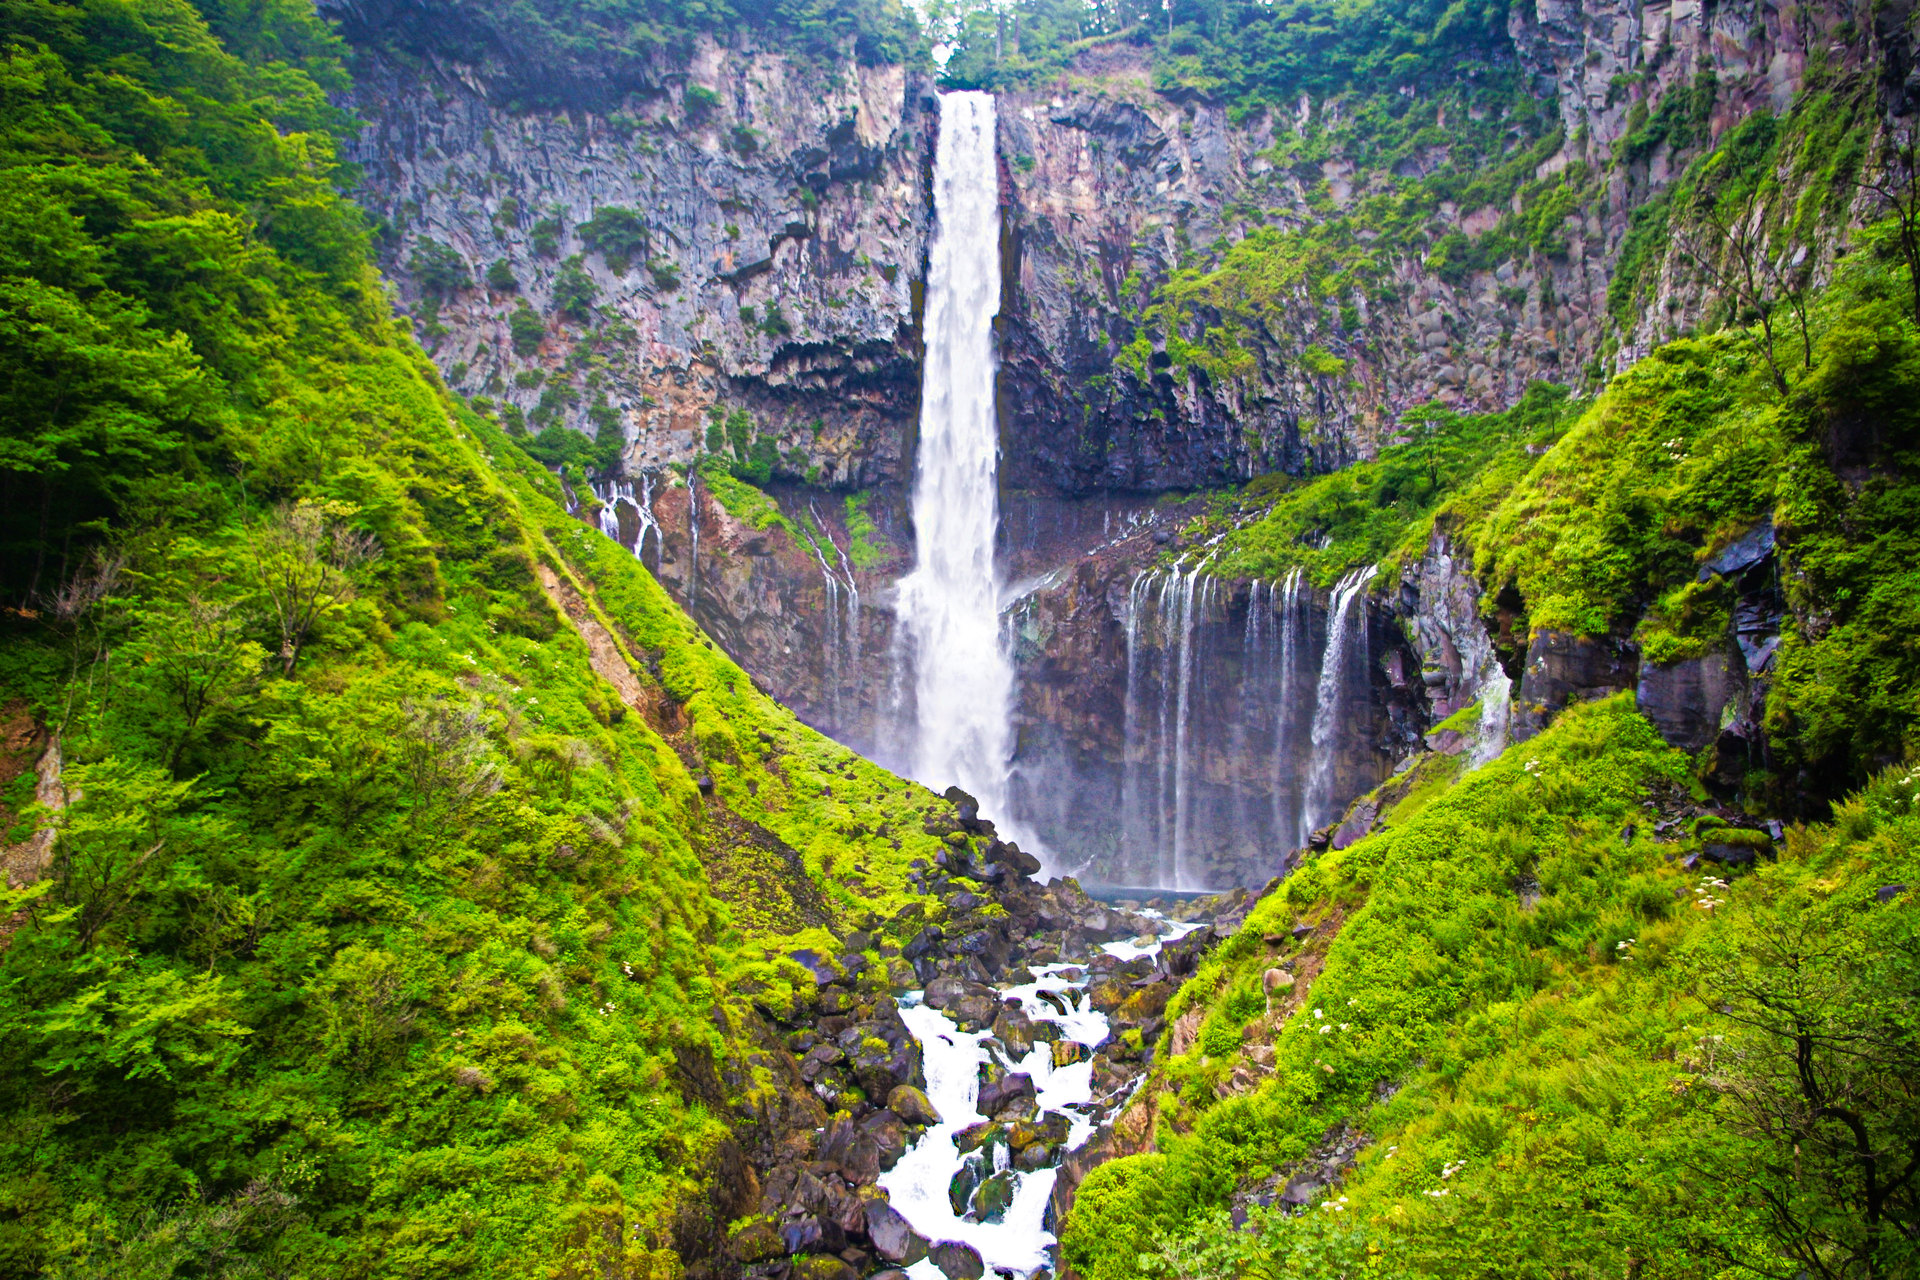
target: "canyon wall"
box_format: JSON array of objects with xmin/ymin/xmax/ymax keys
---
[{"xmin": 329, "ymin": 0, "xmax": 1902, "ymax": 888}]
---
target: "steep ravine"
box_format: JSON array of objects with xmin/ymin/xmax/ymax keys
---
[{"xmin": 331, "ymin": 0, "xmax": 1890, "ymax": 893}]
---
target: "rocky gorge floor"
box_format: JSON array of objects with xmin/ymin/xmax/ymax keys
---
[{"xmin": 729, "ymin": 790, "xmax": 1249, "ymax": 1280}]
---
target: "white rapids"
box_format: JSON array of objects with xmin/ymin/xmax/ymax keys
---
[{"xmin": 879, "ymin": 922, "xmax": 1202, "ymax": 1277}]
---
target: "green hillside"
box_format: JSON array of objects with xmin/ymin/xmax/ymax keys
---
[{"xmin": 0, "ymin": 1, "xmax": 943, "ymax": 1274}]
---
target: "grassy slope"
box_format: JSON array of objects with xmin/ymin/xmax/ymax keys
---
[
  {"xmin": 0, "ymin": 2, "xmax": 946, "ymax": 1276},
  {"xmin": 1063, "ymin": 697, "xmax": 1918, "ymax": 1278}
]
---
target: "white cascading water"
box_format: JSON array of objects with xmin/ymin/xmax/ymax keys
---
[
  {"xmin": 1304, "ymin": 565, "xmax": 1375, "ymax": 834},
  {"xmin": 1271, "ymin": 566, "xmax": 1307, "ymax": 850},
  {"xmin": 880, "ymin": 927, "xmax": 1201, "ymax": 1277},
  {"xmin": 896, "ymin": 91, "xmax": 1023, "ymax": 833}
]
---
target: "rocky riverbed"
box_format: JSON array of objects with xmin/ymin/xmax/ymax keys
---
[{"xmin": 729, "ymin": 790, "xmax": 1249, "ymax": 1280}]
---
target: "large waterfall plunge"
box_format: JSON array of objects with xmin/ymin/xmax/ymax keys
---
[{"xmin": 896, "ymin": 93, "xmax": 1025, "ymax": 836}]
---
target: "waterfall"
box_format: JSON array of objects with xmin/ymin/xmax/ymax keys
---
[
  {"xmin": 1109, "ymin": 562, "xmax": 1379, "ymax": 888},
  {"xmin": 1118, "ymin": 572, "xmax": 1155, "ymax": 882},
  {"xmin": 896, "ymin": 91, "xmax": 1023, "ymax": 831},
  {"xmin": 812, "ymin": 500, "xmax": 862, "ymax": 682},
  {"xmin": 1304, "ymin": 566, "xmax": 1374, "ymax": 835},
  {"xmin": 1272, "ymin": 567, "xmax": 1306, "ymax": 850},
  {"xmin": 593, "ymin": 474, "xmax": 662, "ymax": 567},
  {"xmin": 797, "ymin": 520, "xmax": 845, "ymax": 726},
  {"xmin": 1168, "ymin": 565, "xmax": 1214, "ymax": 890},
  {"xmin": 686, "ymin": 470, "xmax": 701, "ymax": 609}
]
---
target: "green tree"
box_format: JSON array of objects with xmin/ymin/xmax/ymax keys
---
[
  {"xmin": 406, "ymin": 238, "xmax": 471, "ymax": 296},
  {"xmin": 552, "ymin": 256, "xmax": 598, "ymax": 321},
  {"xmin": 1697, "ymin": 879, "xmax": 1920, "ymax": 1278},
  {"xmin": 577, "ymin": 206, "xmax": 647, "ymax": 273},
  {"xmin": 249, "ymin": 499, "xmax": 380, "ymax": 676},
  {"xmin": 510, "ymin": 300, "xmax": 546, "ymax": 355}
]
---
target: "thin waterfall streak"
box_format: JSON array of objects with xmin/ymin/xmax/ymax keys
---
[
  {"xmin": 797, "ymin": 520, "xmax": 844, "ymax": 727},
  {"xmin": 1274, "ymin": 566, "xmax": 1305, "ymax": 851},
  {"xmin": 687, "ymin": 471, "xmax": 700, "ymax": 610},
  {"xmin": 1170, "ymin": 560, "xmax": 1216, "ymax": 891},
  {"xmin": 1119, "ymin": 571, "xmax": 1149, "ymax": 883},
  {"xmin": 1304, "ymin": 566, "xmax": 1373, "ymax": 836},
  {"xmin": 812, "ymin": 500, "xmax": 862, "ymax": 671},
  {"xmin": 633, "ymin": 472, "xmax": 660, "ymax": 564},
  {"xmin": 1153, "ymin": 570, "xmax": 1178, "ymax": 888}
]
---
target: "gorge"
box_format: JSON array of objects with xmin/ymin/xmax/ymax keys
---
[{"xmin": 1, "ymin": 0, "xmax": 1917, "ymax": 1277}]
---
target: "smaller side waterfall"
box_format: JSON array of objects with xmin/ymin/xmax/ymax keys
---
[
  {"xmin": 797, "ymin": 506, "xmax": 863, "ymax": 730},
  {"xmin": 592, "ymin": 474, "xmax": 663, "ymax": 566},
  {"xmin": 1109, "ymin": 563, "xmax": 1381, "ymax": 889},
  {"xmin": 1304, "ymin": 565, "xmax": 1375, "ymax": 834}
]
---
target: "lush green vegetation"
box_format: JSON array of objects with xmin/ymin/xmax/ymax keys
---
[
  {"xmin": 1062, "ymin": 697, "xmax": 1918, "ymax": 1279},
  {"xmin": 1187, "ymin": 382, "xmax": 1578, "ymax": 588},
  {"xmin": 934, "ymin": 0, "xmax": 1508, "ymax": 107},
  {"xmin": 1176, "ymin": 203, "xmax": 1920, "ymax": 814},
  {"xmin": 1067, "ymin": 110, "xmax": 1920, "ymax": 1274},
  {"xmin": 348, "ymin": 0, "xmax": 919, "ymax": 110},
  {"xmin": 0, "ymin": 2, "xmax": 951, "ymax": 1275}
]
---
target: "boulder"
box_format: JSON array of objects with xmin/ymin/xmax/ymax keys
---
[
  {"xmin": 1007, "ymin": 1112, "xmax": 1069, "ymax": 1152},
  {"xmin": 863, "ymin": 1200, "xmax": 928, "ymax": 1266},
  {"xmin": 789, "ymin": 1258, "xmax": 859, "ymax": 1280},
  {"xmin": 923, "ymin": 976, "xmax": 971, "ymax": 1009},
  {"xmin": 788, "ymin": 949, "xmax": 843, "ymax": 986},
  {"xmin": 780, "ymin": 1215, "xmax": 847, "ymax": 1255},
  {"xmin": 953, "ymin": 1120, "xmax": 1003, "ymax": 1157},
  {"xmin": 1086, "ymin": 977, "xmax": 1132, "ymax": 1013},
  {"xmin": 859, "ymin": 1109, "xmax": 910, "ymax": 1172},
  {"xmin": 943, "ymin": 785, "xmax": 982, "ymax": 827},
  {"xmin": 929, "ymin": 1239, "xmax": 986, "ymax": 1280},
  {"xmin": 902, "ymin": 925, "xmax": 945, "ymax": 960},
  {"xmin": 948, "ymin": 1152, "xmax": 986, "ymax": 1214},
  {"xmin": 728, "ymin": 1217, "xmax": 784, "ymax": 1263},
  {"xmin": 887, "ymin": 1084, "xmax": 941, "ymax": 1126},
  {"xmin": 971, "ymin": 1170, "xmax": 1016, "ymax": 1222},
  {"xmin": 992, "ymin": 1007, "xmax": 1036, "ymax": 1053},
  {"xmin": 1278, "ymin": 1177, "xmax": 1321, "ymax": 1207},
  {"xmin": 976, "ymin": 1072, "xmax": 1036, "ymax": 1121},
  {"xmin": 951, "ymin": 993, "xmax": 1000, "ymax": 1030},
  {"xmin": 1013, "ymin": 1141, "xmax": 1054, "ymax": 1171},
  {"xmin": 987, "ymin": 840, "xmax": 1043, "ymax": 876},
  {"xmin": 799, "ymin": 1042, "xmax": 845, "ymax": 1082},
  {"xmin": 1050, "ymin": 1039, "xmax": 1088, "ymax": 1067}
]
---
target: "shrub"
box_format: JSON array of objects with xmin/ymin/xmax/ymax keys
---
[{"xmin": 509, "ymin": 301, "xmax": 546, "ymax": 355}]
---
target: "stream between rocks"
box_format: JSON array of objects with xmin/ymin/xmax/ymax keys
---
[{"xmin": 878, "ymin": 921, "xmax": 1203, "ymax": 1280}]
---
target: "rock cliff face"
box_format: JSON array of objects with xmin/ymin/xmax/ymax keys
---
[
  {"xmin": 331, "ymin": 0, "xmax": 1885, "ymax": 891},
  {"xmin": 336, "ymin": 29, "xmax": 936, "ymax": 486}
]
